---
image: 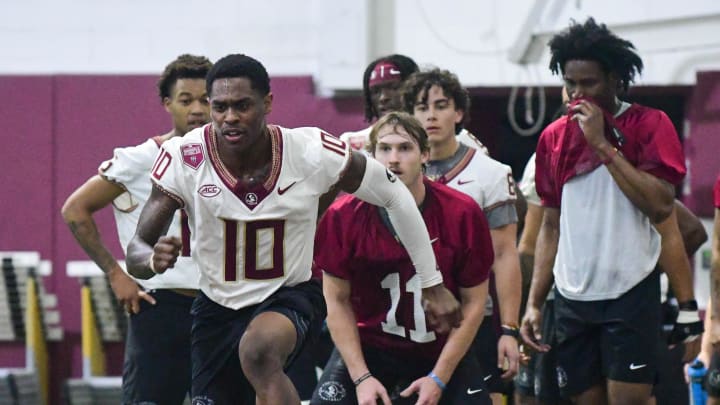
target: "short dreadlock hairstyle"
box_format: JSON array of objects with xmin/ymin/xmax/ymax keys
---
[
  {"xmin": 401, "ymin": 68, "xmax": 470, "ymax": 134},
  {"xmin": 548, "ymin": 18, "xmax": 643, "ymax": 94},
  {"xmin": 362, "ymin": 54, "xmax": 419, "ymax": 122},
  {"xmin": 157, "ymin": 54, "xmax": 212, "ymax": 102}
]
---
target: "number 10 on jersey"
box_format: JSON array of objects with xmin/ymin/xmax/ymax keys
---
[{"xmin": 222, "ymin": 219, "xmax": 285, "ymax": 281}]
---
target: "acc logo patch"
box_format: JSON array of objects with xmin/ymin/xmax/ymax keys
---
[
  {"xmin": 182, "ymin": 143, "xmax": 205, "ymax": 170},
  {"xmin": 317, "ymin": 381, "xmax": 347, "ymax": 402},
  {"xmin": 198, "ymin": 184, "xmax": 221, "ymax": 198},
  {"xmin": 385, "ymin": 168, "xmax": 397, "ymax": 183}
]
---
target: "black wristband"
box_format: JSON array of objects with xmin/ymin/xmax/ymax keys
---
[
  {"xmin": 353, "ymin": 372, "xmax": 373, "ymax": 387},
  {"xmin": 501, "ymin": 325, "xmax": 520, "ymax": 339},
  {"xmin": 678, "ymin": 300, "xmax": 698, "ymax": 311}
]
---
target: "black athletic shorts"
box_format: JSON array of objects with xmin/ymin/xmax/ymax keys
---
[
  {"xmin": 122, "ymin": 289, "xmax": 194, "ymax": 405},
  {"xmin": 514, "ymin": 299, "xmax": 568, "ymax": 404},
  {"xmin": 472, "ymin": 316, "xmax": 512, "ymax": 394},
  {"xmin": 311, "ymin": 345, "xmax": 491, "ymax": 405},
  {"xmin": 651, "ymin": 299, "xmax": 689, "ymax": 405},
  {"xmin": 553, "ymin": 270, "xmax": 660, "ymax": 397},
  {"xmin": 190, "ymin": 280, "xmax": 326, "ymax": 405},
  {"xmin": 534, "ymin": 299, "xmax": 566, "ymax": 403},
  {"xmin": 286, "ymin": 338, "xmax": 321, "ymax": 400}
]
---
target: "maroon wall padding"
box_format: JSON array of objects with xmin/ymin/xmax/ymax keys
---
[
  {"xmin": 0, "ymin": 77, "xmax": 56, "ymax": 373},
  {"xmin": 0, "ymin": 77, "xmax": 54, "ymax": 256},
  {"xmin": 0, "ymin": 74, "xmax": 365, "ymax": 402},
  {"xmin": 685, "ymin": 71, "xmax": 720, "ymax": 216}
]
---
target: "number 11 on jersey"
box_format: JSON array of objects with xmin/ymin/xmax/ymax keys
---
[{"xmin": 381, "ymin": 273, "xmax": 436, "ymax": 343}]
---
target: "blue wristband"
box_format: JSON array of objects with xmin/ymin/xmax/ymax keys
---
[{"xmin": 427, "ymin": 372, "xmax": 446, "ymax": 390}]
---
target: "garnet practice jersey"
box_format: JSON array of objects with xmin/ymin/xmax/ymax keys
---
[
  {"xmin": 315, "ymin": 179, "xmax": 493, "ymax": 360},
  {"xmin": 536, "ymin": 103, "xmax": 685, "ymax": 300},
  {"xmin": 99, "ymin": 137, "xmax": 200, "ymax": 290},
  {"xmin": 151, "ymin": 124, "xmax": 350, "ymax": 310}
]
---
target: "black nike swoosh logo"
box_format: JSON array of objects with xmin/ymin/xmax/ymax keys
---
[
  {"xmin": 277, "ymin": 182, "xmax": 297, "ymax": 195},
  {"xmin": 457, "ymin": 179, "xmax": 474, "ymax": 185}
]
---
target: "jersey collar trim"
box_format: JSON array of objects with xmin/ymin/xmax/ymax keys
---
[
  {"xmin": 204, "ymin": 125, "xmax": 284, "ymax": 210},
  {"xmin": 433, "ymin": 146, "xmax": 475, "ymax": 184}
]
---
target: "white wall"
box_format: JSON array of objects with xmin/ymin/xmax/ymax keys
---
[
  {"xmin": 2, "ymin": 0, "xmax": 720, "ymax": 90},
  {"xmin": 1, "ymin": 0, "xmax": 325, "ymax": 75}
]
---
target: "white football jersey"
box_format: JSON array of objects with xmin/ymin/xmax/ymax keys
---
[
  {"xmin": 456, "ymin": 129, "xmax": 489, "ymax": 156},
  {"xmin": 339, "ymin": 126, "xmax": 372, "ymax": 156},
  {"xmin": 99, "ymin": 138, "xmax": 200, "ymax": 290},
  {"xmin": 439, "ymin": 147, "xmax": 516, "ymax": 213},
  {"xmin": 519, "ymin": 152, "xmax": 541, "ymax": 206},
  {"xmin": 151, "ymin": 124, "xmax": 351, "ymax": 310}
]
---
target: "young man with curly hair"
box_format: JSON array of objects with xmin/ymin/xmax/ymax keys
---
[{"xmin": 519, "ymin": 19, "xmax": 698, "ymax": 404}]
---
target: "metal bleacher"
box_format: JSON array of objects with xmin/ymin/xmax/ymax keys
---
[
  {"xmin": 0, "ymin": 251, "xmax": 61, "ymax": 405},
  {"xmin": 64, "ymin": 260, "xmax": 127, "ymax": 404},
  {"xmin": 63, "ymin": 376, "xmax": 123, "ymax": 405}
]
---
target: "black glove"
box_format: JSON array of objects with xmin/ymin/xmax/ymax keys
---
[{"xmin": 667, "ymin": 300, "xmax": 704, "ymax": 345}]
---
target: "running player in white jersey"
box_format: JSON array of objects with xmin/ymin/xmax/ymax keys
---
[
  {"xmin": 125, "ymin": 54, "xmax": 462, "ymax": 405},
  {"xmin": 402, "ymin": 68, "xmax": 522, "ymax": 405},
  {"xmin": 61, "ymin": 54, "xmax": 212, "ymax": 404},
  {"xmin": 339, "ymin": 54, "xmax": 419, "ymax": 154}
]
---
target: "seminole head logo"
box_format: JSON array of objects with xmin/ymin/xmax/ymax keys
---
[{"xmin": 244, "ymin": 193, "xmax": 258, "ymax": 206}]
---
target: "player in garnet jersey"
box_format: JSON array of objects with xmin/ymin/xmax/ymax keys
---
[
  {"xmin": 402, "ymin": 68, "xmax": 522, "ymax": 403},
  {"xmin": 126, "ymin": 54, "xmax": 462, "ymax": 405},
  {"xmin": 61, "ymin": 54, "xmax": 211, "ymax": 404},
  {"xmin": 520, "ymin": 18, "xmax": 699, "ymax": 404},
  {"xmin": 312, "ymin": 112, "xmax": 493, "ymax": 405}
]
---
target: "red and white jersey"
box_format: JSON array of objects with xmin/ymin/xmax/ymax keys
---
[
  {"xmin": 99, "ymin": 137, "xmax": 199, "ymax": 290},
  {"xmin": 151, "ymin": 124, "xmax": 351, "ymax": 310},
  {"xmin": 339, "ymin": 126, "xmax": 372, "ymax": 156},
  {"xmin": 456, "ymin": 128, "xmax": 489, "ymax": 156},
  {"xmin": 536, "ymin": 103, "xmax": 685, "ymax": 300},
  {"xmin": 315, "ymin": 179, "xmax": 493, "ymax": 360},
  {"xmin": 430, "ymin": 146, "xmax": 517, "ymax": 221}
]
